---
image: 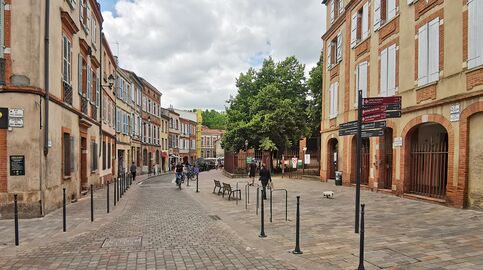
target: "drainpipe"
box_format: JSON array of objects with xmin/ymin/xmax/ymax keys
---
[{"xmin": 40, "ymin": 0, "xmax": 50, "ymax": 216}]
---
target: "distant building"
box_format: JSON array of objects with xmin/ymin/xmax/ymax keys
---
[{"xmin": 201, "ymin": 126, "xmax": 224, "ymax": 158}]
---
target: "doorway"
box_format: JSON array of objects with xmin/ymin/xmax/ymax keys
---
[
  {"xmin": 327, "ymin": 138, "xmax": 338, "ymax": 179},
  {"xmin": 80, "ymin": 136, "xmax": 87, "ymax": 189},
  {"xmin": 380, "ymin": 128, "xmax": 393, "ymax": 189},
  {"xmin": 351, "ymin": 137, "xmax": 370, "ymax": 185}
]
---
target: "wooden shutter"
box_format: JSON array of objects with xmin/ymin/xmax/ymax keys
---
[
  {"xmin": 336, "ymin": 32, "xmax": 342, "ymax": 62},
  {"xmin": 86, "ymin": 3, "xmax": 91, "ymax": 32},
  {"xmin": 374, "ymin": 0, "xmax": 381, "ymax": 30},
  {"xmin": 327, "ymin": 42, "xmax": 332, "ymax": 68},
  {"xmin": 87, "ymin": 65, "xmax": 91, "ymax": 100},
  {"xmin": 338, "ymin": 0, "xmax": 344, "ymax": 14},
  {"xmin": 329, "ymin": 84, "xmax": 334, "ymax": 117},
  {"xmin": 380, "ymin": 48, "xmax": 388, "ymax": 97},
  {"xmin": 96, "ymin": 71, "xmax": 100, "ymax": 107},
  {"xmin": 70, "ymin": 136, "xmax": 75, "ymax": 172},
  {"xmin": 334, "ymin": 82, "xmax": 338, "ymax": 116},
  {"xmin": 468, "ymin": 0, "xmax": 481, "ymax": 69},
  {"xmin": 351, "ymin": 13, "xmax": 358, "ymax": 48},
  {"xmin": 330, "ymin": 0, "xmax": 335, "ymax": 23},
  {"xmin": 428, "ymin": 18, "xmax": 440, "ymax": 83},
  {"xmin": 387, "ymin": 45, "xmax": 397, "ymax": 96},
  {"xmin": 388, "ymin": 0, "xmax": 397, "ymax": 21},
  {"xmin": 78, "ymin": 54, "xmax": 82, "ymax": 95},
  {"xmin": 360, "ymin": 62, "xmax": 368, "ymax": 98},
  {"xmin": 418, "ymin": 24, "xmax": 428, "ymax": 86},
  {"xmin": 362, "ymin": 3, "xmax": 369, "ymax": 39}
]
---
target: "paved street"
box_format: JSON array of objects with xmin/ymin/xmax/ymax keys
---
[{"xmin": 2, "ymin": 170, "xmax": 483, "ymax": 269}]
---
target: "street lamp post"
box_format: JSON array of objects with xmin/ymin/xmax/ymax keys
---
[{"xmin": 302, "ymin": 147, "xmax": 307, "ymax": 176}]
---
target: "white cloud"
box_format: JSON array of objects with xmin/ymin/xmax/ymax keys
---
[{"xmin": 102, "ymin": 0, "xmax": 326, "ymax": 110}]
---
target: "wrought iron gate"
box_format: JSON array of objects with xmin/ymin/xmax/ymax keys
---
[
  {"xmin": 361, "ymin": 138, "xmax": 370, "ymax": 185},
  {"xmin": 409, "ymin": 138, "xmax": 448, "ymax": 199},
  {"xmin": 382, "ymin": 129, "xmax": 393, "ymax": 189}
]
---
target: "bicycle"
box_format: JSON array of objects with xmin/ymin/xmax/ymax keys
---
[{"xmin": 175, "ymin": 172, "xmax": 183, "ymax": 190}]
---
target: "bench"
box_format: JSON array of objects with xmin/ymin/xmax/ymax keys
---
[
  {"xmin": 213, "ymin": 180, "xmax": 223, "ymax": 195},
  {"xmin": 222, "ymin": 182, "xmax": 241, "ymax": 201}
]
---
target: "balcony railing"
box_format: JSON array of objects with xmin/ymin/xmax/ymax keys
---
[
  {"xmin": 63, "ymin": 81, "xmax": 73, "ymax": 105},
  {"xmin": 81, "ymin": 97, "xmax": 88, "ymax": 115},
  {"xmin": 91, "ymin": 104, "xmax": 97, "ymax": 120}
]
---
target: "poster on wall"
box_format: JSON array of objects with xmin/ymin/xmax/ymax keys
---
[{"xmin": 10, "ymin": 155, "xmax": 25, "ymax": 176}]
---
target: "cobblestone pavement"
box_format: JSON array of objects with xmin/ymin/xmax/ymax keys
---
[
  {"xmin": 190, "ymin": 170, "xmax": 483, "ymax": 270},
  {"xmin": 0, "ymin": 173, "xmax": 296, "ymax": 270}
]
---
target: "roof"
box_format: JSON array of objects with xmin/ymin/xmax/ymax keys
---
[
  {"xmin": 140, "ymin": 77, "xmax": 162, "ymax": 96},
  {"xmin": 174, "ymin": 109, "xmax": 198, "ymax": 122},
  {"xmin": 121, "ymin": 69, "xmax": 143, "ymax": 87}
]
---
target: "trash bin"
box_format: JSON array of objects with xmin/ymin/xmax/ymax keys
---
[{"xmin": 335, "ymin": 171, "xmax": 342, "ymax": 186}]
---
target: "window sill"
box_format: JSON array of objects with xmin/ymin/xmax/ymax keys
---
[
  {"xmin": 465, "ymin": 64, "xmax": 483, "ymax": 74},
  {"xmin": 353, "ymin": 35, "xmax": 371, "ymax": 49},
  {"xmin": 377, "ymin": 14, "xmax": 399, "ymax": 32},
  {"xmin": 328, "ymin": 61, "xmax": 341, "ymax": 71},
  {"xmin": 329, "ymin": 115, "xmax": 337, "ymax": 120},
  {"xmin": 63, "ymin": 176, "xmax": 72, "ymax": 181},
  {"xmin": 416, "ymin": 80, "xmax": 438, "ymax": 91}
]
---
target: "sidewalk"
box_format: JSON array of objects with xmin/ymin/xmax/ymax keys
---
[
  {"xmin": 188, "ymin": 169, "xmax": 483, "ymax": 270},
  {"xmin": 0, "ymin": 172, "xmax": 167, "ymax": 253}
]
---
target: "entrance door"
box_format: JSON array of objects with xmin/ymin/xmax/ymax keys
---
[
  {"xmin": 381, "ymin": 128, "xmax": 393, "ymax": 189},
  {"xmin": 328, "ymin": 139, "xmax": 338, "ymax": 179},
  {"xmin": 361, "ymin": 138, "xmax": 370, "ymax": 185},
  {"xmin": 80, "ymin": 137, "xmax": 87, "ymax": 189},
  {"xmin": 468, "ymin": 113, "xmax": 483, "ymax": 208}
]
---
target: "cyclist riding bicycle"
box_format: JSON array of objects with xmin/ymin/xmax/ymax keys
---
[{"xmin": 175, "ymin": 163, "xmax": 184, "ymax": 187}]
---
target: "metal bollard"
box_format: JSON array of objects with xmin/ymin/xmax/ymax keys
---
[
  {"xmin": 259, "ymin": 190, "xmax": 266, "ymax": 238},
  {"xmin": 245, "ymin": 185, "xmax": 248, "ymax": 210},
  {"xmin": 293, "ymin": 196, "xmax": 303, "ymax": 254},
  {"xmin": 196, "ymin": 174, "xmax": 199, "ymax": 193},
  {"xmin": 14, "ymin": 194, "xmax": 19, "ymax": 246},
  {"xmin": 357, "ymin": 204, "xmax": 366, "ymax": 270},
  {"xmin": 107, "ymin": 182, "xmax": 110, "ymax": 213},
  {"xmin": 119, "ymin": 177, "xmax": 123, "ymax": 198},
  {"xmin": 63, "ymin": 188, "xmax": 66, "ymax": 232},
  {"xmin": 90, "ymin": 184, "xmax": 94, "ymax": 222},
  {"xmin": 114, "ymin": 179, "xmax": 117, "ymax": 206},
  {"xmin": 270, "ymin": 189, "xmax": 272, "ymax": 222},
  {"xmin": 187, "ymin": 174, "xmax": 190, "ymax": 186},
  {"xmin": 256, "ymin": 187, "xmax": 259, "ymax": 215}
]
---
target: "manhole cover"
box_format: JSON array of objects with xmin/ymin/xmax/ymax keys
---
[{"xmin": 102, "ymin": 236, "xmax": 142, "ymax": 248}]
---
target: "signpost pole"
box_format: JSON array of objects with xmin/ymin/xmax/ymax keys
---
[{"xmin": 355, "ymin": 90, "xmax": 362, "ymax": 234}]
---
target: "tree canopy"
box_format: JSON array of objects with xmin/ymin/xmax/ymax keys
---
[
  {"xmin": 201, "ymin": 109, "xmax": 226, "ymax": 130},
  {"xmin": 306, "ymin": 53, "xmax": 323, "ymax": 136},
  {"xmin": 223, "ymin": 56, "xmax": 314, "ymax": 152}
]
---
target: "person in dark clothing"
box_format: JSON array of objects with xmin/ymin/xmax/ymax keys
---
[
  {"xmin": 259, "ymin": 163, "xmax": 271, "ymax": 200},
  {"xmin": 249, "ymin": 160, "xmax": 257, "ymax": 186},
  {"xmin": 130, "ymin": 162, "xmax": 137, "ymax": 182}
]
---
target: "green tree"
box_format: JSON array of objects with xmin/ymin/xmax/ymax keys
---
[
  {"xmin": 306, "ymin": 53, "xmax": 323, "ymax": 136},
  {"xmin": 223, "ymin": 56, "xmax": 310, "ymax": 152},
  {"xmin": 201, "ymin": 109, "xmax": 226, "ymax": 129}
]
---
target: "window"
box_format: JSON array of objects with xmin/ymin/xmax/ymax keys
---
[
  {"xmin": 63, "ymin": 133, "xmax": 74, "ymax": 177},
  {"xmin": 108, "ymin": 142, "xmax": 111, "ymax": 169},
  {"xmin": 374, "ymin": 0, "xmax": 397, "ymax": 31},
  {"xmin": 329, "ymin": 82, "xmax": 339, "ymax": 119},
  {"xmin": 380, "ymin": 44, "xmax": 397, "ymax": 96},
  {"xmin": 356, "ymin": 61, "xmax": 368, "ymax": 103},
  {"xmin": 418, "ymin": 18, "xmax": 440, "ymax": 86},
  {"xmin": 62, "ymin": 35, "xmax": 72, "ymax": 84},
  {"xmin": 468, "ymin": 0, "xmax": 483, "ymax": 69},
  {"xmin": 351, "ymin": 2, "xmax": 369, "ymax": 48},
  {"xmin": 91, "ymin": 141, "xmax": 98, "ymax": 172},
  {"xmin": 67, "ymin": 0, "xmax": 76, "ymax": 9},
  {"xmin": 78, "ymin": 55, "xmax": 87, "ymax": 96},
  {"xmin": 327, "ymin": 32, "xmax": 342, "ymax": 68}
]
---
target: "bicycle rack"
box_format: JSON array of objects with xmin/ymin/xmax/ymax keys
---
[{"xmin": 270, "ymin": 188, "xmax": 288, "ymax": 222}]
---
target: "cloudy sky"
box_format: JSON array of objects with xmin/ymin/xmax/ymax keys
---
[{"xmin": 100, "ymin": 0, "xmax": 326, "ymax": 110}]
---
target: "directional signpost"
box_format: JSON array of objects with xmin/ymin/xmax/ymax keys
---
[{"xmin": 338, "ymin": 93, "xmax": 402, "ymax": 234}]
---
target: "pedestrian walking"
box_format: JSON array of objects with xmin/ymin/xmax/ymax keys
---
[
  {"xmin": 259, "ymin": 163, "xmax": 271, "ymax": 200},
  {"xmin": 130, "ymin": 162, "xmax": 137, "ymax": 182},
  {"xmin": 249, "ymin": 160, "xmax": 257, "ymax": 186}
]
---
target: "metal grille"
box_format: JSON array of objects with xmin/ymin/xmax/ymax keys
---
[
  {"xmin": 381, "ymin": 129, "xmax": 393, "ymax": 189},
  {"xmin": 409, "ymin": 138, "xmax": 448, "ymax": 199},
  {"xmin": 63, "ymin": 81, "xmax": 73, "ymax": 105},
  {"xmin": 361, "ymin": 138, "xmax": 370, "ymax": 185},
  {"xmin": 90, "ymin": 103, "xmax": 97, "ymax": 120},
  {"xmin": 81, "ymin": 97, "xmax": 88, "ymax": 115}
]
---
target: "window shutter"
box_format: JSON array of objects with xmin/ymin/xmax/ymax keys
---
[
  {"xmin": 355, "ymin": 66, "xmax": 359, "ymax": 107},
  {"xmin": 468, "ymin": 0, "xmax": 481, "ymax": 69},
  {"xmin": 327, "ymin": 43, "xmax": 332, "ymax": 68},
  {"xmin": 428, "ymin": 18, "xmax": 440, "ymax": 83},
  {"xmin": 407, "ymin": 0, "xmax": 414, "ymax": 4},
  {"xmin": 329, "ymin": 84, "xmax": 334, "ymax": 117},
  {"xmin": 351, "ymin": 13, "xmax": 358, "ymax": 48},
  {"xmin": 79, "ymin": 1, "xmax": 84, "ymax": 23},
  {"xmin": 388, "ymin": 0, "xmax": 397, "ymax": 21},
  {"xmin": 86, "ymin": 3, "xmax": 91, "ymax": 32},
  {"xmin": 380, "ymin": 48, "xmax": 388, "ymax": 97},
  {"xmin": 96, "ymin": 71, "xmax": 100, "ymax": 107},
  {"xmin": 479, "ymin": 0, "xmax": 483, "ymax": 66},
  {"xmin": 336, "ymin": 32, "xmax": 342, "ymax": 62},
  {"xmin": 362, "ymin": 3, "xmax": 369, "ymax": 39},
  {"xmin": 374, "ymin": 0, "xmax": 381, "ymax": 30},
  {"xmin": 70, "ymin": 136, "xmax": 75, "ymax": 172},
  {"xmin": 87, "ymin": 65, "xmax": 91, "ymax": 100},
  {"xmin": 334, "ymin": 82, "xmax": 338, "ymax": 116},
  {"xmin": 330, "ymin": 0, "xmax": 335, "ymax": 23},
  {"xmin": 387, "ymin": 45, "xmax": 397, "ymax": 96},
  {"xmin": 360, "ymin": 62, "xmax": 368, "ymax": 98},
  {"xmin": 418, "ymin": 24, "xmax": 428, "ymax": 86},
  {"xmin": 339, "ymin": 0, "xmax": 344, "ymax": 14},
  {"xmin": 78, "ymin": 54, "xmax": 82, "ymax": 95}
]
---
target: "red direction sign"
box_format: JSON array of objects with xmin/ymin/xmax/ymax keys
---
[
  {"xmin": 363, "ymin": 96, "xmax": 401, "ymax": 107},
  {"xmin": 362, "ymin": 113, "xmax": 386, "ymax": 123},
  {"xmin": 362, "ymin": 105, "xmax": 385, "ymax": 117}
]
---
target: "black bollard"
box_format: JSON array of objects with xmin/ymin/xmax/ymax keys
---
[
  {"xmin": 256, "ymin": 187, "xmax": 259, "ymax": 216},
  {"xmin": 63, "ymin": 188, "xmax": 66, "ymax": 232},
  {"xmin": 259, "ymin": 190, "xmax": 266, "ymax": 238},
  {"xmin": 120, "ymin": 176, "xmax": 123, "ymax": 198},
  {"xmin": 196, "ymin": 174, "xmax": 199, "ymax": 193},
  {"xmin": 90, "ymin": 184, "xmax": 94, "ymax": 222},
  {"xmin": 107, "ymin": 182, "xmax": 110, "ymax": 213},
  {"xmin": 357, "ymin": 204, "xmax": 366, "ymax": 270},
  {"xmin": 114, "ymin": 179, "xmax": 117, "ymax": 206},
  {"xmin": 270, "ymin": 189, "xmax": 273, "ymax": 223},
  {"xmin": 293, "ymin": 196, "xmax": 303, "ymax": 254},
  {"xmin": 14, "ymin": 194, "xmax": 19, "ymax": 246}
]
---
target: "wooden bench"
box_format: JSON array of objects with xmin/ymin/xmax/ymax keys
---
[
  {"xmin": 222, "ymin": 182, "xmax": 241, "ymax": 201},
  {"xmin": 213, "ymin": 180, "xmax": 223, "ymax": 195}
]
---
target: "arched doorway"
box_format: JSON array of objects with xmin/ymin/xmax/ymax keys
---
[
  {"xmin": 155, "ymin": 150, "xmax": 160, "ymax": 165},
  {"xmin": 408, "ymin": 123, "xmax": 448, "ymax": 199},
  {"xmin": 380, "ymin": 128, "xmax": 393, "ymax": 190},
  {"xmin": 351, "ymin": 136, "xmax": 370, "ymax": 185},
  {"xmin": 148, "ymin": 152, "xmax": 153, "ymax": 172},
  {"xmin": 327, "ymin": 138, "xmax": 338, "ymax": 179},
  {"xmin": 143, "ymin": 149, "xmax": 147, "ymax": 166},
  {"xmin": 467, "ymin": 112, "xmax": 483, "ymax": 208}
]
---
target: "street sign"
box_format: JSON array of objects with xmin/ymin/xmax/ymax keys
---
[
  {"xmin": 361, "ymin": 129, "xmax": 384, "ymax": 137},
  {"xmin": 362, "ymin": 96, "xmax": 401, "ymax": 107},
  {"xmin": 386, "ymin": 111, "xmax": 402, "ymax": 118},
  {"xmin": 386, "ymin": 103, "xmax": 401, "ymax": 110},
  {"xmin": 362, "ymin": 121, "xmax": 386, "ymax": 129},
  {"xmin": 340, "ymin": 120, "xmax": 357, "ymax": 130},
  {"xmin": 362, "ymin": 113, "xmax": 386, "ymax": 123},
  {"xmin": 362, "ymin": 105, "xmax": 385, "ymax": 116},
  {"xmin": 9, "ymin": 109, "xmax": 24, "ymax": 118},
  {"xmin": 339, "ymin": 128, "xmax": 357, "ymax": 136}
]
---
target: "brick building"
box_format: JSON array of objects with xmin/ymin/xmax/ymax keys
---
[
  {"xmin": 320, "ymin": 0, "xmax": 483, "ymax": 209},
  {"xmin": 201, "ymin": 126, "xmax": 224, "ymax": 159},
  {"xmin": 140, "ymin": 78, "xmax": 162, "ymax": 174}
]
